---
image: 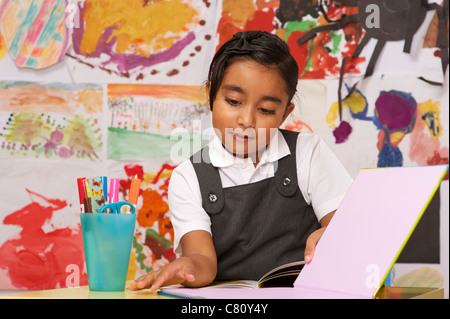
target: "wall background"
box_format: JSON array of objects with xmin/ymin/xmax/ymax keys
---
[{"xmin": 0, "ymin": 0, "xmax": 448, "ymax": 295}]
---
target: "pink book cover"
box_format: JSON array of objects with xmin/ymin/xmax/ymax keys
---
[
  {"xmin": 293, "ymin": 165, "xmax": 448, "ymax": 298},
  {"xmin": 160, "ymin": 165, "xmax": 448, "ymax": 299}
]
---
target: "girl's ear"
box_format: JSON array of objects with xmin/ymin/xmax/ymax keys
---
[
  {"xmin": 205, "ymin": 81, "xmax": 212, "ymax": 111},
  {"xmin": 281, "ymin": 103, "xmax": 295, "ymax": 123}
]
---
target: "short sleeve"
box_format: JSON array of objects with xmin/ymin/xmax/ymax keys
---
[
  {"xmin": 168, "ymin": 160, "xmax": 212, "ymax": 254},
  {"xmin": 296, "ymin": 133, "xmax": 354, "ymax": 222}
]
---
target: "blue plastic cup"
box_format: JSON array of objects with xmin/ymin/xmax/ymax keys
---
[{"xmin": 80, "ymin": 212, "xmax": 136, "ymax": 291}]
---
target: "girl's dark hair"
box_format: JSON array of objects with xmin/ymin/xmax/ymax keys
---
[{"xmin": 207, "ymin": 31, "xmax": 299, "ymax": 110}]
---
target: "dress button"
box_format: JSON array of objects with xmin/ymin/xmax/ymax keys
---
[
  {"xmin": 282, "ymin": 177, "xmax": 291, "ymax": 186},
  {"xmin": 209, "ymin": 193, "xmax": 218, "ymax": 203}
]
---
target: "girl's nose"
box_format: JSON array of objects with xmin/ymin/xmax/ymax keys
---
[{"xmin": 237, "ymin": 105, "xmax": 255, "ymax": 128}]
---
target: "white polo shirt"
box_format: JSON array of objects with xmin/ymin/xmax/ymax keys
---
[{"xmin": 168, "ymin": 129, "xmax": 353, "ymax": 254}]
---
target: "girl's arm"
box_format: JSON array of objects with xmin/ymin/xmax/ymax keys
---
[
  {"xmin": 304, "ymin": 210, "xmax": 335, "ymax": 263},
  {"xmin": 129, "ymin": 230, "xmax": 217, "ymax": 291}
]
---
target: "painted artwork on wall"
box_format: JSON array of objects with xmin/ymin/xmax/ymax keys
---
[
  {"xmin": 0, "ymin": 182, "xmax": 88, "ymax": 290},
  {"xmin": 0, "ymin": 81, "xmax": 104, "ymax": 161},
  {"xmin": 106, "ymin": 162, "xmax": 178, "ymax": 281},
  {"xmin": 107, "ymin": 83, "xmax": 211, "ymax": 162},
  {"xmin": 106, "ymin": 83, "xmax": 212, "ymax": 279},
  {"xmin": 0, "ymin": 30, "xmax": 6, "ymax": 60},
  {"xmin": 0, "ymin": 157, "xmax": 107, "ymax": 290},
  {"xmin": 324, "ymin": 75, "xmax": 449, "ymax": 178},
  {"xmin": 216, "ymin": 0, "xmax": 366, "ymax": 79},
  {"xmin": 65, "ymin": 0, "xmax": 218, "ymax": 85},
  {"xmin": 0, "ymin": 80, "xmax": 105, "ymax": 290},
  {"xmin": 0, "ymin": 0, "xmax": 71, "ymax": 69}
]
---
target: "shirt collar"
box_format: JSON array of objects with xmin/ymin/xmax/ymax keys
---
[{"xmin": 208, "ymin": 129, "xmax": 291, "ymax": 168}]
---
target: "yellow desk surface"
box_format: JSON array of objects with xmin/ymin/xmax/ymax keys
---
[
  {"xmin": 0, "ymin": 281, "xmax": 174, "ymax": 299},
  {"xmin": 1, "ymin": 282, "xmax": 443, "ymax": 299}
]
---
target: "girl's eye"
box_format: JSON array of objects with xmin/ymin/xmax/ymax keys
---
[
  {"xmin": 225, "ymin": 97, "xmax": 240, "ymax": 106},
  {"xmin": 260, "ymin": 108, "xmax": 276, "ymax": 115}
]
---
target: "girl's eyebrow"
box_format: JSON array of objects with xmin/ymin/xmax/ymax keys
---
[
  {"xmin": 222, "ymin": 84, "xmax": 283, "ymax": 104},
  {"xmin": 223, "ymin": 84, "xmax": 244, "ymax": 94}
]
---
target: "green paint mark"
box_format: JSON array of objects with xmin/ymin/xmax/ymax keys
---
[{"xmin": 107, "ymin": 127, "xmax": 208, "ymax": 162}]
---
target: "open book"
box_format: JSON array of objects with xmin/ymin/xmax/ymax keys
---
[
  {"xmin": 159, "ymin": 165, "xmax": 448, "ymax": 299},
  {"xmin": 199, "ymin": 260, "xmax": 306, "ymax": 289},
  {"xmin": 158, "ymin": 260, "xmax": 305, "ymax": 298}
]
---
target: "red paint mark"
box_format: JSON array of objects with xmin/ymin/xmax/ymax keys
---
[
  {"xmin": 216, "ymin": 13, "xmax": 240, "ymax": 51},
  {"xmin": 244, "ymin": 9, "xmax": 275, "ymax": 32},
  {"xmin": 124, "ymin": 164, "xmax": 144, "ymax": 180},
  {"xmin": 287, "ymin": 29, "xmax": 310, "ymax": 77},
  {"xmin": 150, "ymin": 163, "xmax": 177, "ymax": 185},
  {"xmin": 377, "ymin": 130, "xmax": 385, "ymax": 151},
  {"xmin": 167, "ymin": 69, "xmax": 179, "ymax": 76},
  {"xmin": 285, "ymin": 119, "xmax": 313, "ymax": 133},
  {"xmin": 0, "ymin": 189, "xmax": 87, "ymax": 290}
]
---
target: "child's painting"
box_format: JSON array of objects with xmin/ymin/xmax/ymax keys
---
[
  {"xmin": 324, "ymin": 75, "xmax": 449, "ymax": 178},
  {"xmin": 217, "ymin": 0, "xmax": 366, "ymax": 79},
  {"xmin": 66, "ymin": 0, "xmax": 217, "ymax": 85},
  {"xmin": 0, "ymin": 0, "xmax": 71, "ymax": 69},
  {"xmin": 107, "ymin": 84, "xmax": 211, "ymax": 162},
  {"xmin": 0, "ymin": 157, "xmax": 106, "ymax": 290},
  {"xmin": 107, "ymin": 162, "xmax": 179, "ymax": 281},
  {"xmin": 0, "ymin": 81, "xmax": 104, "ymax": 161},
  {"xmin": 105, "ymin": 83, "xmax": 213, "ymax": 278}
]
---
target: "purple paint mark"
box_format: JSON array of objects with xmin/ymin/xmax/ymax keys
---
[
  {"xmin": 375, "ymin": 91, "xmax": 417, "ymax": 132},
  {"xmin": 333, "ymin": 120, "xmax": 352, "ymax": 144},
  {"xmin": 107, "ymin": 32, "xmax": 196, "ymax": 73}
]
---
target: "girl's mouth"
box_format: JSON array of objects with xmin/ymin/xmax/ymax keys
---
[{"xmin": 231, "ymin": 132, "xmax": 255, "ymax": 143}]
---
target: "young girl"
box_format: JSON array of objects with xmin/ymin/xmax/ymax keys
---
[{"xmin": 129, "ymin": 31, "xmax": 353, "ymax": 291}]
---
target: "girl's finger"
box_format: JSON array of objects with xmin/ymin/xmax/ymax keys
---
[
  {"xmin": 129, "ymin": 272, "xmax": 157, "ymax": 290},
  {"xmin": 149, "ymin": 267, "xmax": 195, "ymax": 292}
]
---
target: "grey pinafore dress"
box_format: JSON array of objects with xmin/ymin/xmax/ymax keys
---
[{"xmin": 190, "ymin": 129, "xmax": 320, "ymax": 280}]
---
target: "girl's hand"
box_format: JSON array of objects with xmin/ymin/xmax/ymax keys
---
[
  {"xmin": 304, "ymin": 226, "xmax": 326, "ymax": 263},
  {"xmin": 304, "ymin": 210, "xmax": 336, "ymax": 263},
  {"xmin": 128, "ymin": 257, "xmax": 196, "ymax": 292},
  {"xmin": 129, "ymin": 230, "xmax": 217, "ymax": 292}
]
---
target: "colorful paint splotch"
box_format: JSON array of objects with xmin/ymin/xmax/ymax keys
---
[
  {"xmin": 0, "ymin": 0, "xmax": 71, "ymax": 69},
  {"xmin": 0, "ymin": 30, "xmax": 6, "ymax": 60},
  {"xmin": 217, "ymin": 0, "xmax": 365, "ymax": 79},
  {"xmin": 284, "ymin": 119, "xmax": 314, "ymax": 133},
  {"xmin": 66, "ymin": 0, "xmax": 217, "ymax": 84},
  {"xmin": 326, "ymin": 82, "xmax": 449, "ymax": 176},
  {"xmin": 0, "ymin": 81, "xmax": 104, "ymax": 161},
  {"xmin": 116, "ymin": 163, "xmax": 178, "ymax": 279},
  {"xmin": 0, "ymin": 189, "xmax": 87, "ymax": 290},
  {"xmin": 107, "ymin": 84, "xmax": 210, "ymax": 161}
]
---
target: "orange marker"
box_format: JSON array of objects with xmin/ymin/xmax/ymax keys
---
[{"xmin": 128, "ymin": 175, "xmax": 141, "ymax": 213}]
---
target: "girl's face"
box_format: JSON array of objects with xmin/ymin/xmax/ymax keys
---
[{"xmin": 208, "ymin": 58, "xmax": 294, "ymax": 165}]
